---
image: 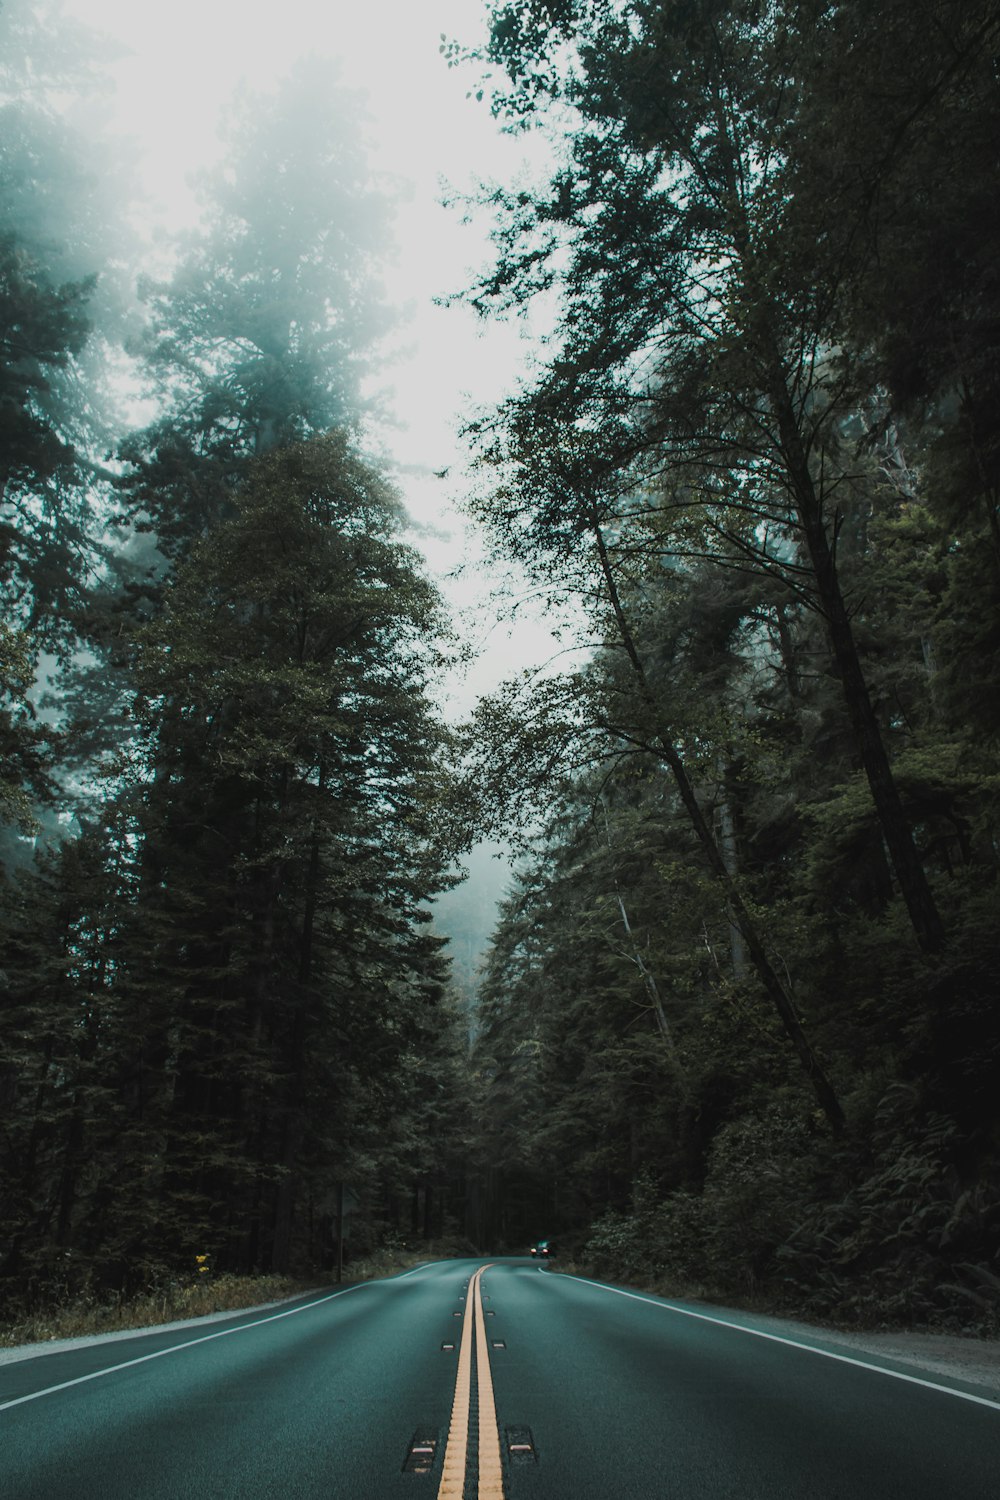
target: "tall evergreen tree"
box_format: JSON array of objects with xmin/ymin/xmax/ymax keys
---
[
  {"xmin": 1, "ymin": 435, "xmax": 465, "ymax": 1299},
  {"xmin": 0, "ymin": 0, "xmax": 135, "ymax": 865},
  {"xmin": 112, "ymin": 435, "xmax": 458, "ymax": 1274},
  {"xmin": 119, "ymin": 59, "xmax": 392, "ymax": 564},
  {"xmin": 458, "ymin": 0, "xmax": 959, "ymax": 953}
]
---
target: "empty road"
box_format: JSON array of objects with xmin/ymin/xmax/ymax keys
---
[{"xmin": 2, "ymin": 1258, "xmax": 998, "ymax": 1497}]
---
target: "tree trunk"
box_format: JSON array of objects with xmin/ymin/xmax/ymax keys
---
[
  {"xmin": 591, "ymin": 515, "xmax": 846, "ymax": 1135},
  {"xmin": 716, "ymin": 98, "xmax": 946, "ymax": 955},
  {"xmin": 717, "ymin": 789, "xmax": 748, "ymax": 981},
  {"xmin": 271, "ymin": 767, "xmax": 325, "ymax": 1270},
  {"xmin": 766, "ymin": 364, "xmax": 946, "ymax": 955},
  {"xmin": 599, "ymin": 797, "xmax": 689, "ymax": 1094}
]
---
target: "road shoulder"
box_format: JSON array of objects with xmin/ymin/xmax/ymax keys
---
[{"xmin": 551, "ymin": 1269, "xmax": 1000, "ymax": 1399}]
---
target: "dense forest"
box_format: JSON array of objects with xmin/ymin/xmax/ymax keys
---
[
  {"xmin": 460, "ymin": 0, "xmax": 1000, "ymax": 1328},
  {"xmin": 2, "ymin": 0, "xmax": 999, "ymax": 1335},
  {"xmin": 0, "ymin": 0, "xmax": 471, "ymax": 1313}
]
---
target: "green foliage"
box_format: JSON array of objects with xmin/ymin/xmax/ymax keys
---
[
  {"xmin": 775, "ymin": 1094, "xmax": 1000, "ymax": 1330},
  {"xmin": 0, "ymin": 438, "xmax": 468, "ymax": 1309},
  {"xmin": 0, "ymin": 622, "xmax": 52, "ymax": 833},
  {"xmin": 3, "ymin": 0, "xmax": 1000, "ymax": 1334},
  {"xmin": 459, "ymin": 0, "xmax": 1000, "ymax": 1326},
  {"xmin": 583, "ymin": 1107, "xmax": 821, "ymax": 1298},
  {"xmin": 0, "ymin": 8, "xmax": 475, "ymax": 1321}
]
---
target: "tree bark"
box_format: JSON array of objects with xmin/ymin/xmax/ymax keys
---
[{"xmin": 717, "ymin": 791, "xmax": 748, "ymax": 981}]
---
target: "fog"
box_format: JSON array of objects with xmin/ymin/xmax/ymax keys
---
[{"xmin": 5, "ymin": 0, "xmax": 562, "ymax": 954}]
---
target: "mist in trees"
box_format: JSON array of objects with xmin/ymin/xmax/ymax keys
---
[{"xmin": 0, "ymin": 2, "xmax": 472, "ymax": 1313}]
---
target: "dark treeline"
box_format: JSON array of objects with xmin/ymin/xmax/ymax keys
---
[
  {"xmin": 0, "ymin": 1, "xmax": 471, "ymax": 1314},
  {"xmin": 460, "ymin": 0, "xmax": 1000, "ymax": 1326}
]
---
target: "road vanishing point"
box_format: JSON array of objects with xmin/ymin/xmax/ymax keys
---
[{"xmin": 2, "ymin": 1258, "xmax": 999, "ymax": 1497}]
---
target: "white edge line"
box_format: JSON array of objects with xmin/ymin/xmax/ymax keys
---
[
  {"xmin": 0, "ymin": 1281, "xmax": 377, "ymax": 1413},
  {"xmin": 567, "ymin": 1274, "xmax": 1000, "ymax": 1413}
]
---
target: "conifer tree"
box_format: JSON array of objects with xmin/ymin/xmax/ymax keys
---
[
  {"xmin": 119, "ymin": 60, "xmax": 392, "ymax": 564},
  {"xmin": 114, "ymin": 435, "xmax": 458, "ymax": 1272}
]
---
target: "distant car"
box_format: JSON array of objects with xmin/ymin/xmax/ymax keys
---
[{"xmin": 529, "ymin": 1240, "xmax": 553, "ymax": 1258}]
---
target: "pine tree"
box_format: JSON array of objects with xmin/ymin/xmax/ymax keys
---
[
  {"xmin": 116, "ymin": 435, "xmax": 459, "ymax": 1273},
  {"xmin": 119, "ymin": 60, "xmax": 392, "ymax": 564}
]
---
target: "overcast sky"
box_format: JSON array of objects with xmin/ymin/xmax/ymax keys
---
[
  {"xmin": 51, "ymin": 0, "xmax": 566, "ymax": 945},
  {"xmin": 59, "ymin": 0, "xmax": 562, "ymax": 710}
]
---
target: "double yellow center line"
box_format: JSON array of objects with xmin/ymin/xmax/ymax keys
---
[{"xmin": 437, "ymin": 1265, "xmax": 505, "ymax": 1500}]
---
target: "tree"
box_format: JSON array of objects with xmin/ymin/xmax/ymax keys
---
[
  {"xmin": 460, "ymin": 0, "xmax": 1000, "ymax": 1323},
  {"xmin": 0, "ymin": 234, "xmax": 94, "ymax": 637},
  {"xmin": 0, "ymin": 0, "xmax": 136, "ymax": 866},
  {"xmin": 119, "ymin": 59, "xmax": 393, "ymax": 564},
  {"xmin": 115, "ymin": 434, "xmax": 459, "ymax": 1274},
  {"xmin": 788, "ymin": 1, "xmax": 1000, "ymax": 745},
  {"xmin": 1, "ymin": 433, "xmax": 467, "ymax": 1299},
  {"xmin": 464, "ymin": 534, "xmax": 848, "ymax": 1134},
  {"xmin": 470, "ymin": 744, "xmax": 815, "ymax": 1248},
  {"xmin": 458, "ymin": 0, "xmax": 956, "ymax": 953},
  {"xmin": 0, "ymin": 0, "xmax": 134, "ymax": 636}
]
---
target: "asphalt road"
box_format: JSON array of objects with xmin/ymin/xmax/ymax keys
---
[{"xmin": 2, "ymin": 1258, "xmax": 999, "ymax": 1498}]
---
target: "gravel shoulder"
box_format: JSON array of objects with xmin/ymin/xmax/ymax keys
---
[
  {"xmin": 569, "ymin": 1272, "xmax": 1000, "ymax": 1400},
  {"xmin": 674, "ymin": 1299, "xmax": 1000, "ymax": 1399},
  {"xmin": 772, "ymin": 1319, "xmax": 1000, "ymax": 1397}
]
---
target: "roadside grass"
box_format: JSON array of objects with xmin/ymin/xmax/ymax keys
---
[{"xmin": 0, "ymin": 1247, "xmax": 434, "ymax": 1350}]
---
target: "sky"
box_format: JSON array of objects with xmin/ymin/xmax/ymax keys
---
[{"xmin": 62, "ymin": 0, "xmax": 562, "ymax": 713}]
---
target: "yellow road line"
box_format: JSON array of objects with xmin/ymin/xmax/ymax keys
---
[
  {"xmin": 436, "ymin": 1266, "xmax": 506, "ymax": 1500},
  {"xmin": 474, "ymin": 1270, "xmax": 505, "ymax": 1499},
  {"xmin": 436, "ymin": 1272, "xmax": 475, "ymax": 1500}
]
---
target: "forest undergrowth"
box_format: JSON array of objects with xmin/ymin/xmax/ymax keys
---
[
  {"xmin": 545, "ymin": 1077, "xmax": 1000, "ymax": 1338},
  {"xmin": 0, "ymin": 1243, "xmax": 456, "ymax": 1350}
]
